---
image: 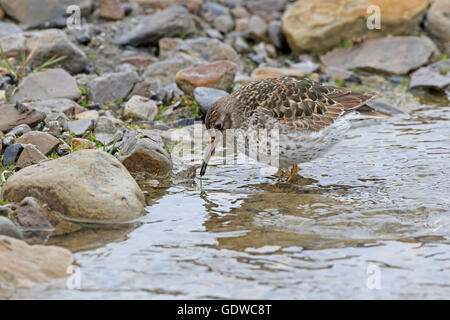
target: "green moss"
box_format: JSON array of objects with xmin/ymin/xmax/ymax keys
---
[
  {"xmin": 48, "ymin": 152, "xmax": 60, "ymax": 160},
  {"xmin": 155, "ymin": 104, "xmax": 169, "ymax": 121},
  {"xmin": 334, "ymin": 78, "xmax": 346, "ymax": 87},
  {"xmin": 440, "ymin": 68, "xmax": 450, "ymax": 76},
  {"xmin": 439, "ymin": 53, "xmax": 449, "ymax": 61}
]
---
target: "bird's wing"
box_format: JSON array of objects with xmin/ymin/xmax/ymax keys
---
[{"xmin": 232, "ymin": 77, "xmax": 381, "ymax": 132}]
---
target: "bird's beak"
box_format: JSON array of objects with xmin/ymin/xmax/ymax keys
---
[{"xmin": 200, "ymin": 137, "xmax": 217, "ymax": 176}]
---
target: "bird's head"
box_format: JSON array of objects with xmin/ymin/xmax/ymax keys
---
[{"xmin": 200, "ymin": 96, "xmax": 241, "ymax": 176}]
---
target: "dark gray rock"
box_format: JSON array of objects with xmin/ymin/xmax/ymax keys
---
[
  {"xmin": 410, "ymin": 59, "xmax": 450, "ymax": 90},
  {"xmin": 115, "ymin": 5, "xmax": 195, "ymax": 47},
  {"xmin": 193, "ymin": 87, "xmax": 229, "ymax": 115},
  {"xmin": 2, "ymin": 144, "xmax": 24, "ymax": 166},
  {"xmin": 87, "ymin": 71, "xmax": 139, "ymax": 104},
  {"xmin": 173, "ymin": 118, "xmax": 196, "ymax": 128}
]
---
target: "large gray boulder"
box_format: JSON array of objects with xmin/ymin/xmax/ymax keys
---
[
  {"xmin": 321, "ymin": 36, "xmax": 438, "ymax": 75},
  {"xmin": 12, "ymin": 69, "xmax": 82, "ymax": 103},
  {"xmin": 1, "ymin": 150, "xmax": 147, "ymax": 235}
]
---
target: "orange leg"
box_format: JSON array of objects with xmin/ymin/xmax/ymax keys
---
[{"xmin": 287, "ymin": 165, "xmax": 300, "ymax": 183}]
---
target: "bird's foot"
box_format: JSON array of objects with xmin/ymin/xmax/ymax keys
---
[{"xmin": 287, "ymin": 165, "xmax": 300, "ymax": 183}]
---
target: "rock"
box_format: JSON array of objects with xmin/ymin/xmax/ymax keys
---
[
  {"xmin": 16, "ymin": 131, "xmax": 60, "ymax": 155},
  {"xmin": 230, "ymin": 35, "xmax": 250, "ymax": 54},
  {"xmin": 0, "ymin": 29, "xmax": 89, "ymax": 74},
  {"xmin": 71, "ymin": 138, "xmax": 96, "ymax": 150},
  {"xmin": 321, "ymin": 36, "xmax": 439, "ymax": 75},
  {"xmin": 282, "ymin": 0, "xmax": 429, "ymax": 53},
  {"xmin": 0, "ymin": 235, "xmax": 74, "ymax": 290},
  {"xmin": 0, "ymin": 5, "xmax": 3, "ymax": 19},
  {"xmin": 1, "ymin": 150, "xmax": 146, "ymax": 234},
  {"xmin": 172, "ymin": 37, "xmax": 239, "ymax": 64},
  {"xmin": 230, "ymin": 6, "xmax": 251, "ymax": 18},
  {"xmin": 87, "ymin": 71, "xmax": 139, "ymax": 104},
  {"xmin": 200, "ymin": 2, "xmax": 229, "ymax": 21},
  {"xmin": 12, "ymin": 69, "xmax": 81, "ymax": 103},
  {"xmin": 213, "ymin": 14, "xmax": 234, "ymax": 33},
  {"xmin": 324, "ymin": 66, "xmax": 362, "ymax": 84},
  {"xmin": 42, "ymin": 120, "xmax": 62, "ymax": 136},
  {"xmin": 175, "ymin": 60, "xmax": 237, "ymax": 94},
  {"xmin": 425, "ymin": 0, "xmax": 450, "ymax": 42},
  {"xmin": 98, "ymin": 0, "xmax": 125, "ymax": 20},
  {"xmin": 158, "ymin": 37, "xmax": 183, "ymax": 58},
  {"xmin": 173, "ymin": 118, "xmax": 195, "ymax": 127},
  {"xmin": 2, "ymin": 144, "xmax": 24, "ymax": 166},
  {"xmin": 0, "ymin": 0, "xmax": 91, "ymax": 27},
  {"xmin": 12, "ymin": 197, "xmax": 53, "ymax": 232},
  {"xmin": 75, "ymin": 110, "xmax": 99, "ymax": 120},
  {"xmin": 289, "ymin": 61, "xmax": 320, "ymax": 74},
  {"xmin": 16, "ymin": 144, "xmax": 47, "ymax": 167},
  {"xmin": 129, "ymin": 0, "xmax": 202, "ymax": 13},
  {"xmin": 7, "ymin": 124, "xmax": 31, "ymax": 137},
  {"xmin": 67, "ymin": 119, "xmax": 94, "ymax": 137},
  {"xmin": 366, "ymin": 99, "xmax": 406, "ymax": 115},
  {"xmin": 0, "ymin": 103, "xmax": 46, "ymax": 133},
  {"xmin": 116, "ymin": 5, "xmax": 195, "ymax": 47},
  {"xmin": 123, "ymin": 95, "xmax": 158, "ymax": 121},
  {"xmin": 205, "ymin": 28, "xmax": 224, "ymax": 40},
  {"xmin": 120, "ymin": 55, "xmax": 153, "ymax": 68},
  {"xmin": 143, "ymin": 53, "xmax": 204, "ymax": 87},
  {"xmin": 23, "ymin": 99, "xmax": 82, "ymax": 120},
  {"xmin": 410, "ymin": 59, "xmax": 450, "ymax": 91},
  {"xmin": 0, "ymin": 217, "xmax": 22, "ymax": 239},
  {"xmin": 193, "ymin": 87, "xmax": 229, "ymax": 115},
  {"xmin": 250, "ymin": 67, "xmax": 306, "ymax": 80},
  {"xmin": 268, "ymin": 20, "xmax": 289, "ymax": 52},
  {"xmin": 119, "ymin": 138, "xmax": 173, "ymax": 176},
  {"xmin": 246, "ymin": 0, "xmax": 287, "ymax": 19},
  {"xmin": 94, "ymin": 116, "xmax": 123, "ymax": 145},
  {"xmin": 0, "ymin": 22, "xmax": 22, "ymax": 38},
  {"xmin": 248, "ymin": 15, "xmax": 268, "ymax": 41}
]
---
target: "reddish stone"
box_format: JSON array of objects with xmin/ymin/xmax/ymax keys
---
[
  {"xmin": 175, "ymin": 60, "xmax": 237, "ymax": 94},
  {"xmin": 0, "ymin": 104, "xmax": 46, "ymax": 133},
  {"xmin": 98, "ymin": 0, "xmax": 125, "ymax": 20}
]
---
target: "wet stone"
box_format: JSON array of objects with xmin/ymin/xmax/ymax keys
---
[{"xmin": 0, "ymin": 216, "xmax": 23, "ymax": 240}]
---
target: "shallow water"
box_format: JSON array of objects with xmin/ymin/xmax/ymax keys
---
[{"xmin": 11, "ymin": 90, "xmax": 450, "ymax": 299}]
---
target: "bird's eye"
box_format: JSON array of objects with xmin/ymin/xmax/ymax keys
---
[{"xmin": 215, "ymin": 123, "xmax": 223, "ymax": 130}]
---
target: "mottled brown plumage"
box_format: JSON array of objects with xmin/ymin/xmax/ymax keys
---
[
  {"xmin": 205, "ymin": 77, "xmax": 382, "ymax": 132},
  {"xmin": 201, "ymin": 76, "xmax": 390, "ymax": 178}
]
